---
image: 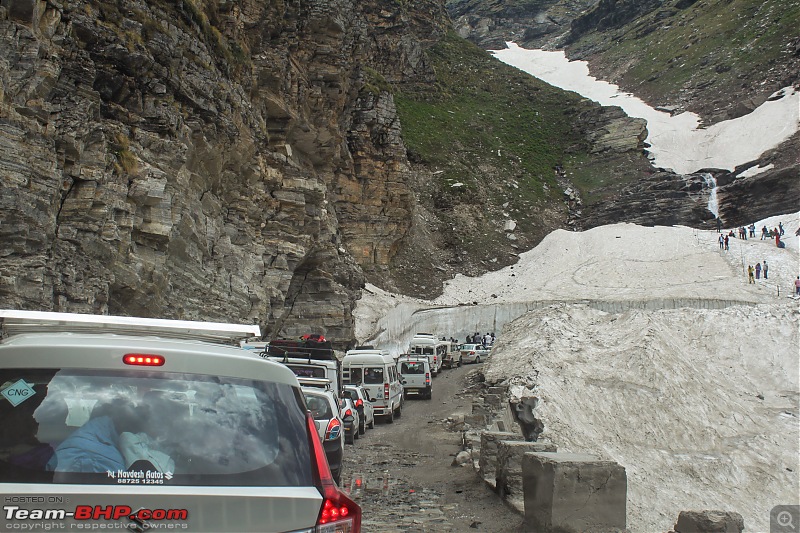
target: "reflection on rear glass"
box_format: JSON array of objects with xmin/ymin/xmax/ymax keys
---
[{"xmin": 0, "ymin": 369, "xmax": 312, "ymax": 487}]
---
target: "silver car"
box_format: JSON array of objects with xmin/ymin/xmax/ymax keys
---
[
  {"xmin": 459, "ymin": 343, "xmax": 489, "ymax": 364},
  {"xmin": 339, "ymin": 396, "xmax": 360, "ymax": 445},
  {"xmin": 0, "ymin": 310, "xmax": 361, "ymax": 533},
  {"xmin": 302, "ymin": 387, "xmax": 345, "ymax": 483},
  {"xmin": 342, "ymin": 385, "xmax": 375, "ymax": 434}
]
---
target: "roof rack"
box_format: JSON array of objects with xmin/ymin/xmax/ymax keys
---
[
  {"xmin": 267, "ymin": 338, "xmax": 336, "ymax": 361},
  {"xmin": 0, "ymin": 310, "xmax": 260, "ymax": 345},
  {"xmin": 297, "ymin": 377, "xmax": 333, "ymax": 390}
]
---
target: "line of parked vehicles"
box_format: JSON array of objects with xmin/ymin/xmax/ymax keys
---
[{"xmin": 243, "ymin": 332, "xmax": 492, "ymax": 487}]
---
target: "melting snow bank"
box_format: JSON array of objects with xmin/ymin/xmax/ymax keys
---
[
  {"xmin": 357, "ymin": 214, "xmax": 800, "ymax": 352},
  {"xmin": 490, "ymin": 42, "xmax": 800, "ymax": 175},
  {"xmin": 485, "ymin": 303, "xmax": 799, "ymax": 533}
]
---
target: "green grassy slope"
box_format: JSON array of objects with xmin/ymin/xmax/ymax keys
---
[
  {"xmin": 395, "ymin": 32, "xmax": 644, "ymax": 231},
  {"xmin": 381, "ymin": 32, "xmax": 651, "ymax": 296}
]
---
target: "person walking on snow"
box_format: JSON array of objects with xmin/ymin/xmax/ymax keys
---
[
  {"xmin": 749, "ymin": 224, "xmax": 756, "ymax": 238},
  {"xmin": 719, "ymin": 234, "xmax": 724, "ymax": 249},
  {"xmin": 748, "ymin": 265, "xmax": 755, "ymax": 284},
  {"xmin": 755, "ymin": 262, "xmax": 761, "ymax": 280},
  {"xmin": 761, "ymin": 226, "xmax": 769, "ymax": 240},
  {"xmin": 763, "ymin": 260, "xmax": 768, "ymax": 280},
  {"xmin": 779, "ymin": 222, "xmax": 784, "ymax": 236},
  {"xmin": 724, "ymin": 235, "xmax": 729, "ymax": 250},
  {"xmin": 795, "ymin": 276, "xmax": 800, "ymax": 296}
]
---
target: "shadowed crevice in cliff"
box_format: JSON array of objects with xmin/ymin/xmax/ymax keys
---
[{"xmin": 270, "ymin": 256, "xmax": 314, "ymax": 339}]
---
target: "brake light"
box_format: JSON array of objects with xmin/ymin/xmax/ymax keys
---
[
  {"xmin": 123, "ymin": 354, "xmax": 165, "ymax": 366},
  {"xmin": 355, "ymin": 399, "xmax": 363, "ymax": 408},
  {"xmin": 470, "ymin": 351, "xmax": 475, "ymax": 355},
  {"xmin": 324, "ymin": 418, "xmax": 341, "ymax": 441},
  {"xmin": 344, "ymin": 409, "xmax": 353, "ymax": 417},
  {"xmin": 384, "ymin": 383, "xmax": 389, "ymax": 400},
  {"xmin": 425, "ymin": 373, "xmax": 431, "ymax": 385},
  {"xmin": 306, "ymin": 412, "xmax": 361, "ymax": 533}
]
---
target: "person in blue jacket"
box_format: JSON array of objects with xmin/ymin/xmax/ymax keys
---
[{"xmin": 47, "ymin": 415, "xmax": 125, "ymax": 473}]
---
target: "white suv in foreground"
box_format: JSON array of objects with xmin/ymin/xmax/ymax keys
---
[{"xmin": 0, "ymin": 310, "xmax": 361, "ymax": 533}]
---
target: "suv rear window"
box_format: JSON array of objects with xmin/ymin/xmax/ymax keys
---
[
  {"xmin": 0, "ymin": 369, "xmax": 312, "ymax": 487},
  {"xmin": 303, "ymin": 392, "xmax": 333, "ymax": 420},
  {"xmin": 344, "ymin": 368, "xmax": 361, "ymax": 385},
  {"xmin": 287, "ymin": 365, "xmax": 327, "ymax": 379},
  {"xmin": 400, "ymin": 362, "xmax": 425, "ymax": 374}
]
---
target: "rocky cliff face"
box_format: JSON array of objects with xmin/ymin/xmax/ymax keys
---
[
  {"xmin": 0, "ymin": 0, "xmax": 447, "ymax": 347},
  {"xmin": 581, "ymin": 164, "xmax": 800, "ymax": 231},
  {"xmin": 448, "ymin": 0, "xmax": 597, "ymax": 50}
]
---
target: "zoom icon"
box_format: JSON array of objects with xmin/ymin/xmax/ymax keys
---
[{"xmin": 772, "ymin": 505, "xmax": 800, "ymax": 533}]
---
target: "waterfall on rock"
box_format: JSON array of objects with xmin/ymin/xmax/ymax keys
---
[{"xmin": 702, "ymin": 173, "xmax": 719, "ymax": 219}]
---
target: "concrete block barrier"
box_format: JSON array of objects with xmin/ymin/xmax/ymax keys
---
[
  {"xmin": 496, "ymin": 441, "xmax": 558, "ymax": 505},
  {"xmin": 522, "ymin": 452, "xmax": 627, "ymax": 533},
  {"xmin": 478, "ymin": 431, "xmax": 524, "ymax": 485},
  {"xmin": 672, "ymin": 510, "xmax": 744, "ymax": 533}
]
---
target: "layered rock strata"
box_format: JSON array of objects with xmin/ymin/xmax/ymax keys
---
[{"xmin": 0, "ymin": 0, "xmax": 447, "ymax": 346}]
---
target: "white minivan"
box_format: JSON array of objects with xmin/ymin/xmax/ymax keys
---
[
  {"xmin": 342, "ymin": 348, "xmax": 403, "ymax": 423},
  {"xmin": 407, "ymin": 333, "xmax": 448, "ymax": 375},
  {"xmin": 396, "ymin": 354, "xmax": 432, "ymax": 400}
]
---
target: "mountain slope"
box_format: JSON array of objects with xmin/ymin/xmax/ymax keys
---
[
  {"xmin": 384, "ymin": 31, "xmax": 653, "ymax": 296},
  {"xmin": 450, "ymin": 0, "xmax": 800, "ymax": 232},
  {"xmin": 565, "ymin": 0, "xmax": 800, "ymax": 124}
]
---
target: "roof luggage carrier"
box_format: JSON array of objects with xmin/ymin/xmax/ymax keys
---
[
  {"xmin": 267, "ymin": 338, "xmax": 336, "ymax": 361},
  {"xmin": 0, "ymin": 309, "xmax": 261, "ymax": 345},
  {"xmin": 397, "ymin": 353, "xmax": 427, "ymax": 360},
  {"xmin": 297, "ymin": 377, "xmax": 334, "ymax": 390}
]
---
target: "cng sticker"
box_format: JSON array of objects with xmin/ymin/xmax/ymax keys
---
[{"xmin": 1, "ymin": 379, "xmax": 36, "ymax": 406}]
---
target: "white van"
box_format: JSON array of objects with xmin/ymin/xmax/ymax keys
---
[
  {"xmin": 408, "ymin": 333, "xmax": 448, "ymax": 375},
  {"xmin": 342, "ymin": 348, "xmax": 403, "ymax": 423},
  {"xmin": 396, "ymin": 354, "xmax": 432, "ymax": 400}
]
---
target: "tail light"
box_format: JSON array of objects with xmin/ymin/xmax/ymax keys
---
[
  {"xmin": 306, "ymin": 413, "xmax": 361, "ymax": 533},
  {"xmin": 425, "ymin": 373, "xmax": 431, "ymax": 386},
  {"xmin": 344, "ymin": 409, "xmax": 353, "ymax": 418},
  {"xmin": 470, "ymin": 351, "xmax": 475, "ymax": 355},
  {"xmin": 384, "ymin": 383, "xmax": 389, "ymax": 400},
  {"xmin": 123, "ymin": 354, "xmax": 165, "ymax": 366},
  {"xmin": 324, "ymin": 418, "xmax": 341, "ymax": 441},
  {"xmin": 355, "ymin": 399, "xmax": 363, "ymax": 408}
]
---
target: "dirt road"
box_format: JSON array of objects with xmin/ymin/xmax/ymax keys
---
[{"xmin": 340, "ymin": 363, "xmax": 525, "ymax": 532}]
